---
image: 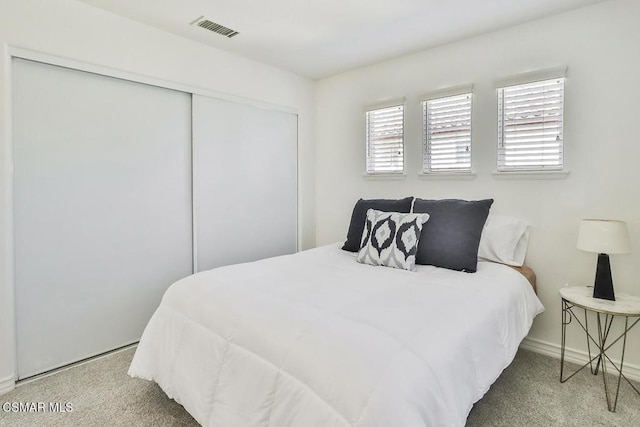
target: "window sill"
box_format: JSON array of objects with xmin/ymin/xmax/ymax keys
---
[
  {"xmin": 492, "ymin": 170, "xmax": 570, "ymax": 180},
  {"xmin": 418, "ymin": 172, "xmax": 476, "ymax": 180},
  {"xmin": 362, "ymin": 173, "xmax": 407, "ymax": 181}
]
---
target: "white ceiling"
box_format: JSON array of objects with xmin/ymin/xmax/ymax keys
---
[{"xmin": 76, "ymin": 0, "xmax": 605, "ymax": 80}]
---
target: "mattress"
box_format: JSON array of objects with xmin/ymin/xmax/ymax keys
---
[
  {"xmin": 508, "ymin": 265, "xmax": 537, "ymax": 293},
  {"xmin": 129, "ymin": 243, "xmax": 544, "ymax": 427}
]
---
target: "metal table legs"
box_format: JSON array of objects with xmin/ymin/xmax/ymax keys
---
[{"xmin": 560, "ymin": 299, "xmax": 640, "ymax": 411}]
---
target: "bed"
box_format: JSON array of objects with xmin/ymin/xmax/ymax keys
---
[{"xmin": 129, "ymin": 242, "xmax": 544, "ymax": 426}]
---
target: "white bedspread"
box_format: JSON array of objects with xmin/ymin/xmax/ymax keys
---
[{"xmin": 129, "ymin": 244, "xmax": 544, "ymax": 427}]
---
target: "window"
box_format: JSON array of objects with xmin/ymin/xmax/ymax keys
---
[
  {"xmin": 365, "ymin": 104, "xmax": 404, "ymax": 174},
  {"xmin": 497, "ymin": 77, "xmax": 565, "ymax": 171},
  {"xmin": 423, "ymin": 92, "xmax": 472, "ymax": 173}
]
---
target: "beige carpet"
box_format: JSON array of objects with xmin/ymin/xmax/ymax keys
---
[{"xmin": 1, "ymin": 347, "xmax": 639, "ymax": 426}]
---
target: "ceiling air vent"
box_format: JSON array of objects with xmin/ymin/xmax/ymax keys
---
[{"xmin": 191, "ymin": 16, "xmax": 239, "ymax": 38}]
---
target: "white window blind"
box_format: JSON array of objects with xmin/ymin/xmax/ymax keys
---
[
  {"xmin": 365, "ymin": 104, "xmax": 404, "ymax": 174},
  {"xmin": 498, "ymin": 78, "xmax": 565, "ymax": 171},
  {"xmin": 423, "ymin": 93, "xmax": 472, "ymax": 172}
]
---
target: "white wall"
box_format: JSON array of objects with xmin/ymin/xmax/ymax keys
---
[
  {"xmin": 3, "ymin": 0, "xmax": 639, "ymax": 397},
  {"xmin": 316, "ymin": 0, "xmax": 640, "ymax": 369},
  {"xmin": 0, "ymin": 0, "xmax": 315, "ymax": 392}
]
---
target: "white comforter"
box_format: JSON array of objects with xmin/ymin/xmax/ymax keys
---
[{"xmin": 129, "ymin": 244, "xmax": 544, "ymax": 427}]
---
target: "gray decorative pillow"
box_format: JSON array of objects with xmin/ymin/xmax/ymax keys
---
[
  {"xmin": 356, "ymin": 209, "xmax": 430, "ymax": 271},
  {"xmin": 342, "ymin": 197, "xmax": 414, "ymax": 252},
  {"xmin": 412, "ymin": 198, "xmax": 493, "ymax": 272}
]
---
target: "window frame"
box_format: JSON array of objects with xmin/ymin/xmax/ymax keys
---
[
  {"xmin": 495, "ymin": 68, "xmax": 567, "ymax": 175},
  {"xmin": 421, "ymin": 86, "xmax": 474, "ymax": 175},
  {"xmin": 364, "ymin": 99, "xmax": 405, "ymax": 176}
]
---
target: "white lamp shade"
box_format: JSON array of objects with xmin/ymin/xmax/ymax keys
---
[{"xmin": 577, "ymin": 219, "xmax": 631, "ymax": 254}]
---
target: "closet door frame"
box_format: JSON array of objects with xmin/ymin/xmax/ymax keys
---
[{"xmin": 2, "ymin": 46, "xmax": 299, "ymax": 383}]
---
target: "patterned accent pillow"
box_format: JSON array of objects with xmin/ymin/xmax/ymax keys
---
[{"xmin": 356, "ymin": 209, "xmax": 430, "ymax": 271}]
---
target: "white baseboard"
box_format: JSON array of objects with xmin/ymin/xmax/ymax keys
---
[
  {"xmin": 0, "ymin": 375, "xmax": 15, "ymax": 395},
  {"xmin": 520, "ymin": 337, "xmax": 640, "ymax": 383},
  {"xmin": 17, "ymin": 342, "xmax": 139, "ymax": 386}
]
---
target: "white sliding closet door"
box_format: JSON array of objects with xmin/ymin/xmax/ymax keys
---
[
  {"xmin": 193, "ymin": 95, "xmax": 297, "ymax": 271},
  {"xmin": 13, "ymin": 59, "xmax": 193, "ymax": 379}
]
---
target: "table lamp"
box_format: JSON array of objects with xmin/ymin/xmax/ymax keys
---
[{"xmin": 577, "ymin": 219, "xmax": 631, "ymax": 301}]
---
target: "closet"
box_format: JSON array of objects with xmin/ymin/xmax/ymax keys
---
[
  {"xmin": 12, "ymin": 58, "xmax": 297, "ymax": 379},
  {"xmin": 193, "ymin": 95, "xmax": 297, "ymax": 271}
]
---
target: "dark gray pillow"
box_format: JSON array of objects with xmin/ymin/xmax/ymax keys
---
[
  {"xmin": 342, "ymin": 197, "xmax": 414, "ymax": 252},
  {"xmin": 412, "ymin": 198, "xmax": 493, "ymax": 272}
]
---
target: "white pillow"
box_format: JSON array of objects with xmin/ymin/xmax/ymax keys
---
[{"xmin": 478, "ymin": 215, "xmax": 530, "ymax": 267}]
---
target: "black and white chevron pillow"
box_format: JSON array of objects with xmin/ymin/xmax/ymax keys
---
[{"xmin": 356, "ymin": 209, "xmax": 430, "ymax": 271}]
